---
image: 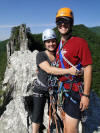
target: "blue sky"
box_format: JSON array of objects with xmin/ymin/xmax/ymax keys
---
[{"xmin": 0, "ymin": 0, "xmax": 100, "ymax": 41}]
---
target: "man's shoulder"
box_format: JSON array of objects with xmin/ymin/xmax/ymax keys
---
[
  {"xmin": 71, "ymin": 36, "xmax": 86, "ymax": 42},
  {"xmin": 69, "ymin": 37, "xmax": 88, "ymax": 47}
]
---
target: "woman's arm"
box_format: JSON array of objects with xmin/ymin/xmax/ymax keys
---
[{"xmin": 39, "ymin": 61, "xmax": 76, "ymax": 75}]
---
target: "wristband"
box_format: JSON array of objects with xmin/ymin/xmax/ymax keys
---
[{"xmin": 82, "ymin": 93, "xmax": 90, "ymax": 98}]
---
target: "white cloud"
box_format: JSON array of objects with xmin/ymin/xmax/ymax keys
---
[
  {"xmin": 0, "ymin": 23, "xmax": 55, "ymax": 29},
  {"xmin": 0, "ymin": 25, "xmax": 17, "ymax": 28},
  {"xmin": 28, "ymin": 23, "xmax": 55, "ymax": 27}
]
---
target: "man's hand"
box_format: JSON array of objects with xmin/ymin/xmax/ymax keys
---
[{"xmin": 80, "ymin": 96, "xmax": 90, "ymax": 111}]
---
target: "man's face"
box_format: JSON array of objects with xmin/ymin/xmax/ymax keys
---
[{"xmin": 56, "ymin": 19, "xmax": 71, "ymax": 35}]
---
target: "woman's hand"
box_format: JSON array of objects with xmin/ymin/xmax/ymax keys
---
[
  {"xmin": 68, "ymin": 67, "xmax": 77, "ymax": 75},
  {"xmin": 68, "ymin": 67, "xmax": 84, "ymax": 76}
]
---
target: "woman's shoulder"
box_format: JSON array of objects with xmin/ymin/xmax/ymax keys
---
[
  {"xmin": 36, "ymin": 51, "xmax": 52, "ymax": 66},
  {"xmin": 37, "ymin": 51, "xmax": 46, "ymax": 57},
  {"xmin": 36, "ymin": 51, "xmax": 48, "ymax": 63}
]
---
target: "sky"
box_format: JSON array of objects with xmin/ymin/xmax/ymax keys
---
[{"xmin": 0, "ymin": 0, "xmax": 100, "ymax": 41}]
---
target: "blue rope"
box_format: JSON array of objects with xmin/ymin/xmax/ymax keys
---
[{"xmin": 59, "ymin": 41, "xmax": 65, "ymax": 69}]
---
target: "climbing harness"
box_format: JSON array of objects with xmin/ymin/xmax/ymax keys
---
[
  {"xmin": 58, "ymin": 40, "xmax": 83, "ymax": 95},
  {"xmin": 57, "ymin": 40, "xmax": 89, "ymax": 124},
  {"xmin": 47, "ymin": 85, "xmax": 63, "ymax": 133}
]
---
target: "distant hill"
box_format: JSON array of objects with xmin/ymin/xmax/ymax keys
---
[
  {"xmin": 0, "ymin": 24, "xmax": 100, "ymax": 97},
  {"xmin": 89, "ymin": 26, "xmax": 100, "ymax": 36}
]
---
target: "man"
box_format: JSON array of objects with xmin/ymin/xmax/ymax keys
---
[{"xmin": 55, "ymin": 7, "xmax": 92, "ymax": 133}]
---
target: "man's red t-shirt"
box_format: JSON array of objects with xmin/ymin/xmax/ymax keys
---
[{"xmin": 56, "ymin": 37, "xmax": 93, "ymax": 91}]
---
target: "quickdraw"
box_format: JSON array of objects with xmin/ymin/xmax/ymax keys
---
[
  {"xmin": 47, "ymin": 62, "xmax": 63, "ymax": 133},
  {"xmin": 47, "ymin": 88, "xmax": 63, "ymax": 133}
]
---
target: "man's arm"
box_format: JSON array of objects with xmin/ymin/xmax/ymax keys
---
[{"xmin": 80, "ymin": 64, "xmax": 92, "ymax": 111}]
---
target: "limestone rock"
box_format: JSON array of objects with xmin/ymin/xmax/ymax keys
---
[
  {"xmin": 0, "ymin": 50, "xmax": 38, "ymax": 133},
  {"xmin": 6, "ymin": 24, "xmax": 28, "ymax": 65},
  {"xmin": 19, "ymin": 24, "xmax": 28, "ymax": 51}
]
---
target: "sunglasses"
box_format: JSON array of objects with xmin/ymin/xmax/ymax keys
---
[{"xmin": 56, "ymin": 20, "xmax": 70, "ymax": 28}]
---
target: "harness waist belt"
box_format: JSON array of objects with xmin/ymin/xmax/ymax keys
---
[
  {"xmin": 62, "ymin": 78, "xmax": 82, "ymax": 84},
  {"xmin": 37, "ymin": 77, "xmax": 46, "ymax": 87}
]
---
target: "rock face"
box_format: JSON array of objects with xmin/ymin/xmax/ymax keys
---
[
  {"xmin": 0, "ymin": 50, "xmax": 38, "ymax": 133},
  {"xmin": 19, "ymin": 24, "xmax": 28, "ymax": 51},
  {"xmin": 6, "ymin": 24, "xmax": 28, "ymax": 64}
]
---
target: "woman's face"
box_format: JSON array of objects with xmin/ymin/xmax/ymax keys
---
[{"xmin": 45, "ymin": 38, "xmax": 57, "ymax": 52}]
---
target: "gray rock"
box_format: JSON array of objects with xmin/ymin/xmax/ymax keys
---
[
  {"xmin": 0, "ymin": 50, "xmax": 38, "ymax": 133},
  {"xmin": 6, "ymin": 24, "xmax": 28, "ymax": 65},
  {"xmin": 19, "ymin": 24, "xmax": 28, "ymax": 51}
]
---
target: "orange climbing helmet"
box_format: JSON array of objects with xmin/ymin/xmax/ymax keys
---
[{"xmin": 56, "ymin": 7, "xmax": 74, "ymax": 26}]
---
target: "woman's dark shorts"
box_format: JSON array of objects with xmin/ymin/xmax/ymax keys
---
[
  {"xmin": 63, "ymin": 90, "xmax": 81, "ymax": 120},
  {"xmin": 31, "ymin": 88, "xmax": 48, "ymax": 124}
]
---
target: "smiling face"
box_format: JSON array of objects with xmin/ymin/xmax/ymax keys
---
[
  {"xmin": 44, "ymin": 38, "xmax": 57, "ymax": 52},
  {"xmin": 58, "ymin": 23, "xmax": 70, "ymax": 35},
  {"xmin": 56, "ymin": 19, "xmax": 71, "ymax": 35}
]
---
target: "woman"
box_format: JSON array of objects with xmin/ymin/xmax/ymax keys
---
[{"xmin": 32, "ymin": 29, "xmax": 77, "ymax": 133}]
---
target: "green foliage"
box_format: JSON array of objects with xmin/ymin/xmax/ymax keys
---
[
  {"xmin": 53, "ymin": 27, "xmax": 61, "ymax": 43},
  {"xmin": 11, "ymin": 26, "xmax": 20, "ymax": 50},
  {"xmin": 72, "ymin": 24, "xmax": 100, "ymax": 45},
  {"xmin": 0, "ymin": 40, "xmax": 8, "ymax": 82},
  {"xmin": 11, "ymin": 26, "xmax": 20, "ymax": 38},
  {"xmin": 27, "ymin": 32, "xmax": 44, "ymax": 52},
  {"xmin": 0, "ymin": 40, "xmax": 8, "ymax": 105},
  {"xmin": 89, "ymin": 26, "xmax": 100, "ymax": 36}
]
